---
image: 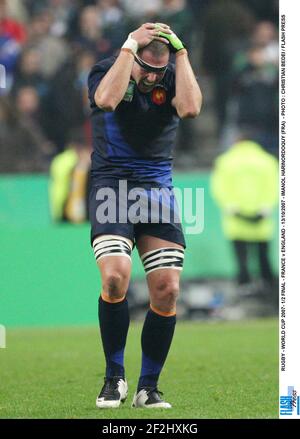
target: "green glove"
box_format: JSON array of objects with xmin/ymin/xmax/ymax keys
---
[{"xmin": 157, "ymin": 29, "xmax": 185, "ymax": 52}]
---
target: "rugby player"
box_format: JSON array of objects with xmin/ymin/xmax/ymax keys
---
[{"xmin": 88, "ymin": 22, "xmax": 202, "ymax": 409}]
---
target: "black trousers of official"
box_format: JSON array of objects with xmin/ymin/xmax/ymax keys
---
[{"xmin": 232, "ymin": 240, "xmax": 273, "ymax": 285}]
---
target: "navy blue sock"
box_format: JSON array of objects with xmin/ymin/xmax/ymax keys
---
[
  {"xmin": 98, "ymin": 295, "xmax": 130, "ymax": 379},
  {"xmin": 138, "ymin": 308, "xmax": 176, "ymax": 390}
]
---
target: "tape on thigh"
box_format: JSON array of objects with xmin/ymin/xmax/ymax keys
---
[
  {"xmin": 141, "ymin": 247, "xmax": 184, "ymax": 275},
  {"xmin": 93, "ymin": 235, "xmax": 133, "ymax": 262}
]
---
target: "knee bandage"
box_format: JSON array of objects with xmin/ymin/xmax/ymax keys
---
[
  {"xmin": 141, "ymin": 247, "xmax": 184, "ymax": 274},
  {"xmin": 93, "ymin": 235, "xmax": 132, "ymax": 262}
]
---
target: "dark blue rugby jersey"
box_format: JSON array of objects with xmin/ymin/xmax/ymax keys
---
[{"xmin": 88, "ymin": 56, "xmax": 180, "ymax": 187}]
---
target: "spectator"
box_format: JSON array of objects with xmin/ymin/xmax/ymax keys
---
[
  {"xmin": 202, "ymin": 0, "xmax": 255, "ymax": 135},
  {"xmin": 0, "ymin": 95, "xmax": 51, "ymax": 172},
  {"xmin": 11, "ymin": 47, "xmax": 49, "ymax": 98},
  {"xmin": 49, "ymin": 128, "xmax": 91, "ymax": 223},
  {"xmin": 72, "ymin": 6, "xmax": 111, "ymax": 59},
  {"xmin": 97, "ymin": 0, "xmax": 124, "ymax": 27},
  {"xmin": 0, "ymin": 33, "xmax": 20, "ymax": 92},
  {"xmin": 186, "ymin": 0, "xmax": 210, "ymax": 28},
  {"xmin": 23, "ymin": 0, "xmax": 49, "ymax": 17},
  {"xmin": 239, "ymin": 0, "xmax": 279, "ymax": 23},
  {"xmin": 229, "ymin": 21, "xmax": 279, "ymax": 156},
  {"xmin": 73, "ymin": 4, "xmax": 128, "ymax": 60},
  {"xmin": 0, "ymin": 0, "xmax": 28, "ymax": 91},
  {"xmin": 120, "ymin": 0, "xmax": 162, "ymax": 21},
  {"xmin": 5, "ymin": 0, "xmax": 28, "ymax": 23},
  {"xmin": 15, "ymin": 85, "xmax": 54, "ymax": 159},
  {"xmin": 47, "ymin": 0, "xmax": 77, "ymax": 38},
  {"xmin": 159, "ymin": 0, "xmax": 193, "ymax": 46},
  {"xmin": 0, "ymin": 0, "xmax": 27, "ymax": 44},
  {"xmin": 27, "ymin": 9, "xmax": 70, "ymax": 78},
  {"xmin": 15, "ymin": 84, "xmax": 41, "ymax": 116},
  {"xmin": 43, "ymin": 49, "xmax": 94, "ymax": 150},
  {"xmin": 210, "ymin": 135, "xmax": 278, "ymax": 291},
  {"xmin": 96, "ymin": 0, "xmax": 128, "ymax": 54},
  {"xmin": 251, "ymin": 20, "xmax": 278, "ymax": 63}
]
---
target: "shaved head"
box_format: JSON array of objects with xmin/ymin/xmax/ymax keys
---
[{"xmin": 138, "ymin": 40, "xmax": 170, "ymax": 58}]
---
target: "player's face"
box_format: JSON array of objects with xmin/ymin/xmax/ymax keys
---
[{"xmin": 132, "ymin": 50, "xmax": 169, "ymax": 94}]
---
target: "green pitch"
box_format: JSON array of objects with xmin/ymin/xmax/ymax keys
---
[{"xmin": 0, "ymin": 319, "xmax": 278, "ymax": 419}]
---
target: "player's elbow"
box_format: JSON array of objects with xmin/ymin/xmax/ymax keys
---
[
  {"xmin": 178, "ymin": 105, "xmax": 201, "ymax": 119},
  {"xmin": 177, "ymin": 98, "xmax": 202, "ymax": 119},
  {"xmin": 96, "ymin": 99, "xmax": 116, "ymax": 112},
  {"xmin": 178, "ymin": 92, "xmax": 202, "ymax": 119},
  {"xmin": 99, "ymin": 103, "xmax": 116, "ymax": 112},
  {"xmin": 95, "ymin": 93, "xmax": 117, "ymax": 112}
]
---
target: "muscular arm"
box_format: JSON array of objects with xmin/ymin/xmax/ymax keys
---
[
  {"xmin": 94, "ymin": 50, "xmax": 134, "ymax": 112},
  {"xmin": 94, "ymin": 23, "xmax": 171, "ymax": 112},
  {"xmin": 172, "ymin": 50, "xmax": 202, "ymax": 119}
]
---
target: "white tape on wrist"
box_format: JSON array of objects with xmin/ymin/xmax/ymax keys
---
[{"xmin": 122, "ymin": 33, "xmax": 138, "ymax": 55}]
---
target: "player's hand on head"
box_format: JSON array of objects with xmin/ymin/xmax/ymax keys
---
[
  {"xmin": 131, "ymin": 23, "xmax": 172, "ymax": 49},
  {"xmin": 155, "ymin": 25, "xmax": 185, "ymax": 53}
]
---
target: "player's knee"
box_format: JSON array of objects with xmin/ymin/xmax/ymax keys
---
[
  {"xmin": 154, "ymin": 278, "xmax": 180, "ymax": 308},
  {"xmin": 103, "ymin": 271, "xmax": 129, "ymax": 300}
]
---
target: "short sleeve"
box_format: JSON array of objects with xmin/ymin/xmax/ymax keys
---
[
  {"xmin": 87, "ymin": 57, "xmax": 115, "ymax": 108},
  {"xmin": 162, "ymin": 63, "xmax": 176, "ymax": 100},
  {"xmin": 157, "ymin": 63, "xmax": 177, "ymax": 115}
]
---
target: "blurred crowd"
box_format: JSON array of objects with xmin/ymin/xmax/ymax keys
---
[{"xmin": 0, "ymin": 0, "xmax": 279, "ymax": 173}]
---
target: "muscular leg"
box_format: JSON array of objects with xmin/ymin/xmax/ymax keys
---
[
  {"xmin": 95, "ymin": 235, "xmax": 132, "ymax": 379},
  {"xmin": 136, "ymin": 235, "xmax": 183, "ymax": 391}
]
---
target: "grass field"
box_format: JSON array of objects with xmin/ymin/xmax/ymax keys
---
[{"xmin": 0, "ymin": 318, "xmax": 278, "ymax": 419}]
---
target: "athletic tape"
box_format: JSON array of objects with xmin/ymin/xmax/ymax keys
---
[
  {"xmin": 141, "ymin": 247, "xmax": 184, "ymax": 274},
  {"xmin": 93, "ymin": 235, "xmax": 132, "ymax": 262}
]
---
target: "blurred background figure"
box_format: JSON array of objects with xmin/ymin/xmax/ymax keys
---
[
  {"xmin": 72, "ymin": 3, "xmax": 127, "ymax": 60},
  {"xmin": 0, "ymin": 93, "xmax": 53, "ymax": 172},
  {"xmin": 49, "ymin": 128, "xmax": 91, "ymax": 223},
  {"xmin": 26, "ymin": 9, "xmax": 70, "ymax": 79},
  {"xmin": 11, "ymin": 47, "xmax": 48, "ymax": 97},
  {"xmin": 120, "ymin": 0, "xmax": 162, "ymax": 22},
  {"xmin": 43, "ymin": 48, "xmax": 95, "ymax": 151},
  {"xmin": 201, "ymin": 0, "xmax": 255, "ymax": 138},
  {"xmin": 210, "ymin": 134, "xmax": 278, "ymax": 296},
  {"xmin": 159, "ymin": 0, "xmax": 192, "ymax": 46},
  {"xmin": 0, "ymin": 0, "xmax": 27, "ymax": 92},
  {"xmin": 223, "ymin": 21, "xmax": 279, "ymax": 155},
  {"xmin": 96, "ymin": 0, "xmax": 128, "ymax": 53},
  {"xmin": 73, "ymin": 5, "xmax": 108, "ymax": 57}
]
